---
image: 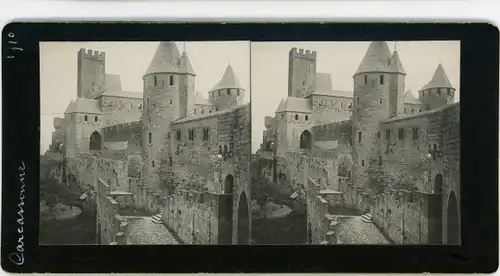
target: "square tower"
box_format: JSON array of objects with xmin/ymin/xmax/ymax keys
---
[
  {"xmin": 77, "ymin": 49, "xmax": 106, "ymax": 99},
  {"xmin": 288, "ymin": 48, "xmax": 317, "ymax": 98}
]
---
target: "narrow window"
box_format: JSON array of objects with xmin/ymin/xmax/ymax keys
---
[
  {"xmin": 169, "ymin": 156, "xmax": 172, "ymax": 166},
  {"xmin": 380, "ymin": 75, "xmax": 384, "ymax": 85},
  {"xmin": 84, "ymin": 115, "xmax": 88, "ymax": 121},
  {"xmin": 95, "ymin": 116, "xmax": 98, "ymax": 122},
  {"xmin": 358, "ymin": 132, "xmax": 362, "ymax": 143},
  {"xmin": 412, "ymin": 127, "xmax": 419, "ymax": 140},
  {"xmin": 237, "ymin": 90, "xmax": 240, "ymax": 96},
  {"xmin": 147, "ymin": 98, "xmax": 150, "ymax": 109},
  {"xmin": 176, "ymin": 130, "xmax": 181, "ymax": 141},
  {"xmin": 295, "ymin": 114, "xmax": 299, "ymax": 120},
  {"xmin": 364, "ymin": 75, "xmax": 368, "ymax": 85},
  {"xmin": 218, "ymin": 145, "xmax": 222, "ymax": 154},
  {"xmin": 148, "ymin": 133, "xmax": 152, "ymax": 143},
  {"xmin": 380, "ymin": 99, "xmax": 383, "ymax": 104},
  {"xmin": 153, "ymin": 76, "xmax": 158, "ymax": 86},
  {"xmin": 386, "ymin": 129, "xmax": 391, "ymax": 140},
  {"xmin": 377, "ymin": 131, "xmax": 381, "ymax": 139},
  {"xmin": 170, "ymin": 75, "xmax": 174, "ymax": 85},
  {"xmin": 305, "ymin": 115, "xmax": 308, "ymax": 121},
  {"xmin": 209, "ymin": 110, "xmax": 212, "ymax": 113},
  {"xmin": 379, "ymin": 156, "xmax": 382, "ymax": 165},
  {"xmin": 398, "ymin": 129, "xmax": 404, "ymax": 140},
  {"xmin": 170, "ymin": 99, "xmax": 173, "ymax": 105},
  {"xmin": 361, "ymin": 160, "xmax": 365, "ymax": 167},
  {"xmin": 194, "ymin": 109, "xmax": 197, "ymax": 114},
  {"xmin": 411, "ymin": 108, "xmax": 415, "ymax": 114},
  {"xmin": 357, "ymin": 97, "xmax": 360, "ymax": 105},
  {"xmin": 152, "ymin": 161, "xmax": 155, "ymax": 168},
  {"xmin": 227, "ymin": 89, "xmax": 231, "ymax": 96}
]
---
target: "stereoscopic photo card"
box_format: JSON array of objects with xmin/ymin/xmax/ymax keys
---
[{"xmin": 1, "ymin": 22, "xmax": 499, "ymax": 273}]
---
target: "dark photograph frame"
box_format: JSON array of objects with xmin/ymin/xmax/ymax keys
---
[{"xmin": 2, "ymin": 22, "xmax": 499, "ymax": 273}]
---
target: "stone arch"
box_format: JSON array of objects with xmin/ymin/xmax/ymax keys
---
[
  {"xmin": 447, "ymin": 192, "xmax": 460, "ymax": 244},
  {"xmin": 218, "ymin": 174, "xmax": 234, "ymax": 244},
  {"xmin": 89, "ymin": 131, "xmax": 102, "ymax": 150},
  {"xmin": 237, "ymin": 192, "xmax": 250, "ymax": 244},
  {"xmin": 434, "ymin": 174, "xmax": 443, "ymax": 193},
  {"xmin": 300, "ymin": 130, "xmax": 312, "ymax": 149}
]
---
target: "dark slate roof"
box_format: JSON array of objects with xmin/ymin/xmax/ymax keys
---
[
  {"xmin": 144, "ymin": 42, "xmax": 183, "ymax": 76},
  {"xmin": 404, "ymin": 90, "xmax": 421, "ymax": 105},
  {"xmin": 275, "ymin": 97, "xmax": 312, "ymax": 113},
  {"xmin": 389, "ymin": 50, "xmax": 406, "ymax": 75},
  {"xmin": 194, "ymin": 92, "xmax": 215, "ymax": 106},
  {"xmin": 210, "ymin": 64, "xmax": 243, "ymax": 91},
  {"xmin": 419, "ymin": 63, "xmax": 454, "ymax": 91},
  {"xmin": 65, "ymin": 98, "xmax": 102, "ymax": 114},
  {"xmin": 355, "ymin": 41, "xmax": 392, "ymax": 75}
]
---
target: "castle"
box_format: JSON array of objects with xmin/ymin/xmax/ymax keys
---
[
  {"xmin": 257, "ymin": 42, "xmax": 460, "ymax": 245},
  {"xmin": 47, "ymin": 42, "xmax": 251, "ymax": 245}
]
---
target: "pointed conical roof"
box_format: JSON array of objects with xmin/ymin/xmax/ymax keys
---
[
  {"xmin": 389, "ymin": 50, "xmax": 406, "ymax": 75},
  {"xmin": 210, "ymin": 64, "xmax": 243, "ymax": 91},
  {"xmin": 420, "ymin": 63, "xmax": 454, "ymax": 91},
  {"xmin": 404, "ymin": 90, "xmax": 421, "ymax": 105},
  {"xmin": 355, "ymin": 41, "xmax": 392, "ymax": 75},
  {"xmin": 181, "ymin": 52, "xmax": 196, "ymax": 75},
  {"xmin": 144, "ymin": 42, "xmax": 183, "ymax": 76}
]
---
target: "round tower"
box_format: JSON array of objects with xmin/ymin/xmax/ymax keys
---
[
  {"xmin": 418, "ymin": 63, "xmax": 455, "ymax": 111},
  {"xmin": 209, "ymin": 64, "xmax": 245, "ymax": 111},
  {"xmin": 352, "ymin": 41, "xmax": 393, "ymax": 191},
  {"xmin": 142, "ymin": 42, "xmax": 195, "ymax": 191}
]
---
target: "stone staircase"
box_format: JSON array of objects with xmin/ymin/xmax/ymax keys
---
[
  {"xmin": 360, "ymin": 213, "xmax": 373, "ymax": 224},
  {"xmin": 151, "ymin": 212, "xmax": 163, "ymax": 224}
]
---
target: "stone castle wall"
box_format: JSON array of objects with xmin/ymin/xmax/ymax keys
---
[
  {"xmin": 311, "ymin": 95, "xmax": 352, "ymax": 125},
  {"xmin": 99, "ymin": 96, "xmax": 142, "ymax": 127},
  {"xmin": 163, "ymin": 190, "xmax": 219, "ymax": 244}
]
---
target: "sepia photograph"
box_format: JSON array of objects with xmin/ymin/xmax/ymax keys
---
[
  {"xmin": 251, "ymin": 41, "xmax": 461, "ymax": 245},
  {"xmin": 40, "ymin": 41, "xmax": 251, "ymax": 245}
]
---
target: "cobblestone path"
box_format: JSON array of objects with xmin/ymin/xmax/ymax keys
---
[
  {"xmin": 336, "ymin": 216, "xmax": 390, "ymax": 244},
  {"xmin": 126, "ymin": 217, "xmax": 180, "ymax": 244}
]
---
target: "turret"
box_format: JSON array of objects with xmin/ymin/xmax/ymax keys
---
[
  {"xmin": 352, "ymin": 41, "xmax": 392, "ymax": 191},
  {"xmin": 209, "ymin": 64, "xmax": 245, "ymax": 111},
  {"xmin": 388, "ymin": 48, "xmax": 406, "ymax": 117},
  {"xmin": 142, "ymin": 41, "xmax": 195, "ymax": 191},
  {"xmin": 77, "ymin": 48, "xmax": 105, "ymax": 99},
  {"xmin": 418, "ymin": 63, "xmax": 455, "ymax": 111},
  {"xmin": 288, "ymin": 48, "xmax": 317, "ymax": 98}
]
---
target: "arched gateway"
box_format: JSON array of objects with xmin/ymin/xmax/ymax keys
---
[{"xmin": 237, "ymin": 192, "xmax": 250, "ymax": 244}]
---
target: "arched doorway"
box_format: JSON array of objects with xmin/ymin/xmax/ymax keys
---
[
  {"xmin": 218, "ymin": 175, "xmax": 234, "ymax": 244},
  {"xmin": 237, "ymin": 192, "xmax": 250, "ymax": 244},
  {"xmin": 299, "ymin": 130, "xmax": 312, "ymax": 149},
  {"xmin": 89, "ymin": 131, "xmax": 102, "ymax": 150},
  {"xmin": 447, "ymin": 192, "xmax": 460, "ymax": 244},
  {"xmin": 434, "ymin": 174, "xmax": 443, "ymax": 193}
]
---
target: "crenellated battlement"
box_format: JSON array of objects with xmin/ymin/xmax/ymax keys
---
[
  {"xmin": 290, "ymin": 47, "xmax": 317, "ymax": 61},
  {"xmin": 79, "ymin": 48, "xmax": 106, "ymax": 61}
]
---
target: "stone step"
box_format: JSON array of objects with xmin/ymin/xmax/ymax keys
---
[
  {"xmin": 152, "ymin": 214, "xmax": 162, "ymax": 220},
  {"xmin": 151, "ymin": 217, "xmax": 163, "ymax": 224}
]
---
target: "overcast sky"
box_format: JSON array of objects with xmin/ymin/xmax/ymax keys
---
[
  {"xmin": 40, "ymin": 41, "xmax": 250, "ymax": 154},
  {"xmin": 250, "ymin": 41, "xmax": 461, "ymax": 153}
]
